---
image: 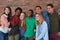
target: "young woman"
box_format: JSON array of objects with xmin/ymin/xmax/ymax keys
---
[
  {"xmin": 19, "ymin": 12, "xmax": 26, "ymax": 40},
  {"xmin": 0, "ymin": 6, "xmax": 12, "ymax": 40},
  {"xmin": 35, "ymin": 13, "xmax": 49, "ymax": 40}
]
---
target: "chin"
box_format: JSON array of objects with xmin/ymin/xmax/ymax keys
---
[{"xmin": 36, "ymin": 19, "xmax": 39, "ymax": 21}]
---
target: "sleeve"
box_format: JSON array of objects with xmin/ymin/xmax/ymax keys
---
[
  {"xmin": 10, "ymin": 17, "xmax": 15, "ymax": 26},
  {"xmin": 1, "ymin": 15, "xmax": 9, "ymax": 27},
  {"xmin": 42, "ymin": 11, "xmax": 50, "ymax": 28},
  {"xmin": 37, "ymin": 25, "xmax": 47, "ymax": 40}
]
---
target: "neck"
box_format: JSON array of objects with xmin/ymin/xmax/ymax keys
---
[
  {"xmin": 20, "ymin": 19, "xmax": 24, "ymax": 21},
  {"xmin": 28, "ymin": 16, "xmax": 31, "ymax": 18}
]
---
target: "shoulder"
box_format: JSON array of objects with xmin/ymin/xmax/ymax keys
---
[
  {"xmin": 1, "ymin": 14, "xmax": 5, "ymax": 19},
  {"xmin": 32, "ymin": 17, "xmax": 36, "ymax": 22},
  {"xmin": 43, "ymin": 21, "xmax": 47, "ymax": 25},
  {"xmin": 42, "ymin": 21, "xmax": 48, "ymax": 28},
  {"xmin": 10, "ymin": 15, "xmax": 16, "ymax": 19},
  {"xmin": 31, "ymin": 17, "xmax": 35, "ymax": 20},
  {"xmin": 25, "ymin": 17, "xmax": 28, "ymax": 20}
]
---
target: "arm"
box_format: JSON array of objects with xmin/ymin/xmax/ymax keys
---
[
  {"xmin": 1, "ymin": 15, "xmax": 10, "ymax": 27},
  {"xmin": 37, "ymin": 25, "xmax": 47, "ymax": 40}
]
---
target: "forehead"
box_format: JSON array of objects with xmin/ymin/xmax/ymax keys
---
[
  {"xmin": 5, "ymin": 8, "xmax": 9, "ymax": 10},
  {"xmin": 27, "ymin": 11, "xmax": 32, "ymax": 13},
  {"xmin": 36, "ymin": 7, "xmax": 41, "ymax": 9},
  {"xmin": 16, "ymin": 10, "xmax": 20, "ymax": 12},
  {"xmin": 47, "ymin": 6, "xmax": 52, "ymax": 8},
  {"xmin": 20, "ymin": 13, "xmax": 25, "ymax": 15}
]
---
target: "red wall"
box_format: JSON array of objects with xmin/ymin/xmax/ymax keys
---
[{"xmin": 0, "ymin": 0, "xmax": 60, "ymax": 15}]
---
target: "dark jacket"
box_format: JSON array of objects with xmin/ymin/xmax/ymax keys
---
[{"xmin": 48, "ymin": 11, "xmax": 59, "ymax": 34}]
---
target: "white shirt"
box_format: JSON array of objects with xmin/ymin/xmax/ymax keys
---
[
  {"xmin": 0, "ymin": 14, "xmax": 9, "ymax": 33},
  {"xmin": 36, "ymin": 21, "xmax": 49, "ymax": 40}
]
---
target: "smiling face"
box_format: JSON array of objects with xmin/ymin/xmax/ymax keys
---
[
  {"xmin": 15, "ymin": 10, "xmax": 21, "ymax": 16},
  {"xmin": 35, "ymin": 7, "xmax": 42, "ymax": 14},
  {"xmin": 35, "ymin": 14, "xmax": 44, "ymax": 25},
  {"xmin": 47, "ymin": 6, "xmax": 54, "ymax": 13},
  {"xmin": 35, "ymin": 14, "xmax": 40, "ymax": 21},
  {"xmin": 5, "ymin": 8, "xmax": 10, "ymax": 15},
  {"xmin": 27, "ymin": 10, "xmax": 32, "ymax": 17},
  {"xmin": 20, "ymin": 12, "xmax": 25, "ymax": 20}
]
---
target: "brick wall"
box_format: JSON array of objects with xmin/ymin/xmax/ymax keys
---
[{"xmin": 0, "ymin": 0, "xmax": 60, "ymax": 15}]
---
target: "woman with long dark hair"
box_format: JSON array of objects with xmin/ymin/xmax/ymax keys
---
[{"xmin": 0, "ymin": 6, "xmax": 12, "ymax": 40}]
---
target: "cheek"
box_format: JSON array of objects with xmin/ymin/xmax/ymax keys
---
[
  {"xmin": 20, "ymin": 16, "xmax": 23, "ymax": 18},
  {"xmin": 47, "ymin": 9, "xmax": 49, "ymax": 11},
  {"xmin": 20, "ymin": 15, "xmax": 25, "ymax": 20},
  {"xmin": 36, "ymin": 17, "xmax": 40, "ymax": 21},
  {"xmin": 27, "ymin": 13, "xmax": 31, "ymax": 16},
  {"xmin": 36, "ymin": 10, "xmax": 39, "ymax": 12},
  {"xmin": 16, "ymin": 12, "xmax": 19, "ymax": 15},
  {"xmin": 36, "ymin": 10, "xmax": 41, "ymax": 13},
  {"xmin": 5, "ymin": 9, "xmax": 10, "ymax": 13},
  {"xmin": 20, "ymin": 16, "xmax": 23, "ymax": 20},
  {"xmin": 47, "ymin": 9, "xmax": 51, "ymax": 12}
]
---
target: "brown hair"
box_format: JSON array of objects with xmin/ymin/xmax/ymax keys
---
[
  {"xmin": 19, "ymin": 12, "xmax": 26, "ymax": 30},
  {"xmin": 35, "ymin": 13, "xmax": 44, "ymax": 25}
]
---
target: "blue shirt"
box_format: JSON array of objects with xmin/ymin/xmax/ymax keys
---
[
  {"xmin": 42, "ymin": 11, "xmax": 50, "ymax": 27},
  {"xmin": 33, "ymin": 11, "xmax": 50, "ymax": 28},
  {"xmin": 36, "ymin": 21, "xmax": 49, "ymax": 40}
]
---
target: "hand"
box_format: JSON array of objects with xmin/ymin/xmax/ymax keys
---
[
  {"xmin": 8, "ymin": 28, "xmax": 11, "ymax": 31},
  {"xmin": 7, "ymin": 22, "xmax": 10, "ymax": 27},
  {"xmin": 57, "ymin": 32, "xmax": 60, "ymax": 36}
]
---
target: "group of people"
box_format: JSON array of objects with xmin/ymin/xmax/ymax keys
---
[{"xmin": 0, "ymin": 3, "xmax": 60, "ymax": 40}]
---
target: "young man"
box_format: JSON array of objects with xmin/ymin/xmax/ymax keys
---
[
  {"xmin": 46, "ymin": 4, "xmax": 59, "ymax": 40},
  {"xmin": 35, "ymin": 6, "xmax": 50, "ymax": 28},
  {"xmin": 24, "ymin": 9, "xmax": 36, "ymax": 40},
  {"xmin": 9, "ymin": 7, "xmax": 22, "ymax": 40}
]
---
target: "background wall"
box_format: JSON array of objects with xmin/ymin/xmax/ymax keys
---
[{"xmin": 0, "ymin": 0, "xmax": 60, "ymax": 15}]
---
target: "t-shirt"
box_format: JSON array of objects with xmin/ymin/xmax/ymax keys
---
[{"xmin": 24, "ymin": 17, "xmax": 36, "ymax": 37}]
